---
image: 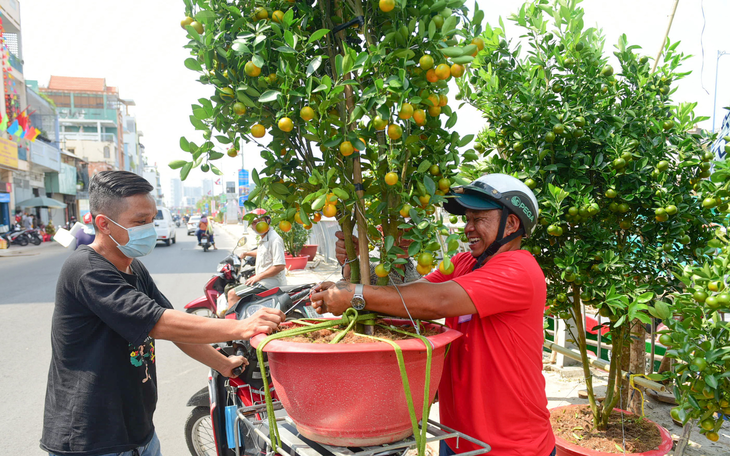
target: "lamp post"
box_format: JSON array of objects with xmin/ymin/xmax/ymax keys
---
[{"xmin": 712, "ymin": 50, "xmax": 729, "ymax": 133}]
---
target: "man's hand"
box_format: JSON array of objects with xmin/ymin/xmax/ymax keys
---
[
  {"xmin": 335, "ymin": 231, "xmax": 359, "ymax": 265},
  {"xmin": 239, "ymin": 307, "xmax": 285, "ymax": 339},
  {"xmin": 220, "ymin": 355, "xmax": 248, "ymax": 378},
  {"xmin": 311, "ymin": 281, "xmax": 355, "ymax": 316},
  {"xmin": 244, "ymin": 274, "xmax": 259, "ymax": 286}
]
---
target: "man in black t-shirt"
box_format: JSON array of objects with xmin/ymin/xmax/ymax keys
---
[{"xmin": 41, "ymin": 171, "xmax": 285, "ymax": 456}]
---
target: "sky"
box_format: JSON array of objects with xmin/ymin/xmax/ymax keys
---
[{"xmin": 20, "ymin": 0, "xmax": 730, "ymax": 203}]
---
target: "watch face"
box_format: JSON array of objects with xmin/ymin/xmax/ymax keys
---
[{"xmin": 351, "ymin": 296, "xmax": 366, "ymax": 310}]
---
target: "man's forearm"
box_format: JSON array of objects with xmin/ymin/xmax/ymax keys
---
[
  {"xmin": 258, "ymin": 264, "xmax": 285, "ymax": 280},
  {"xmin": 175, "ymin": 342, "xmax": 229, "ymax": 372},
  {"xmin": 150, "ymin": 309, "xmax": 244, "ymax": 343},
  {"xmin": 334, "ymin": 279, "xmax": 475, "ymax": 319}
]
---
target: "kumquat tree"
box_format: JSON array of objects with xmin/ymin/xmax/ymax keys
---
[
  {"xmin": 458, "ymin": 0, "xmax": 726, "ymax": 432},
  {"xmin": 662, "ymin": 157, "xmax": 730, "ymax": 444},
  {"xmin": 173, "ymin": 0, "xmax": 485, "ymax": 285}
]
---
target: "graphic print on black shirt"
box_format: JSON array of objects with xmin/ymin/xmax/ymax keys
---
[{"xmin": 130, "ymin": 337, "xmax": 156, "ymax": 383}]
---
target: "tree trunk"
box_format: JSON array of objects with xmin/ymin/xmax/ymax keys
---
[
  {"xmin": 628, "ymin": 320, "xmax": 646, "ymax": 415},
  {"xmin": 620, "ymin": 323, "xmax": 632, "ymax": 410}
]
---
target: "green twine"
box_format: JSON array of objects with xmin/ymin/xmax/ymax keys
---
[{"xmin": 254, "ymin": 310, "xmax": 436, "ymax": 456}]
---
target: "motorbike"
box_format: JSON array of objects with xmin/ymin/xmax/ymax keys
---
[
  {"xmin": 0, "ymin": 224, "xmax": 30, "ymax": 247},
  {"xmin": 26, "ymin": 228, "xmax": 43, "ymax": 246},
  {"xmin": 184, "ymin": 285, "xmax": 316, "ymax": 456},
  {"xmin": 200, "ymin": 232, "xmax": 213, "ymax": 252},
  {"xmin": 185, "ymin": 238, "xmax": 255, "ymax": 318}
]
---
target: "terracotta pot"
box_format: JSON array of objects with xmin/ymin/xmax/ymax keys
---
[
  {"xmin": 251, "ymin": 320, "xmax": 462, "ymax": 447},
  {"xmin": 299, "ymin": 244, "xmax": 318, "ymax": 261},
  {"xmin": 550, "ymin": 405, "xmax": 673, "ymax": 456},
  {"xmin": 284, "ymin": 256, "xmax": 308, "ymax": 270}
]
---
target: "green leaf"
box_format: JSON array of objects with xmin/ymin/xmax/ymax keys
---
[
  {"xmin": 180, "ymin": 162, "xmax": 193, "ymax": 181},
  {"xmin": 442, "ymin": 16, "xmax": 457, "ymax": 34},
  {"xmin": 252, "ymin": 168, "xmax": 260, "ymax": 185},
  {"xmin": 215, "ymin": 135, "xmax": 232, "ymax": 144},
  {"xmin": 209, "ymin": 164, "xmax": 223, "ymax": 176},
  {"xmin": 307, "ymin": 29, "xmax": 330, "ymax": 45},
  {"xmin": 441, "ymin": 47, "xmax": 465, "ymax": 57},
  {"xmin": 258, "ymin": 90, "xmax": 281, "ymax": 103},
  {"xmin": 333, "ymin": 188, "xmax": 350, "ymax": 200},
  {"xmin": 417, "ymin": 160, "xmax": 432, "ymax": 173},
  {"xmin": 312, "ymin": 193, "xmax": 327, "ymax": 211},
  {"xmin": 208, "ymin": 151, "xmax": 224, "ymax": 160},
  {"xmin": 451, "ymin": 55, "xmax": 475, "ymax": 65},
  {"xmin": 276, "ymin": 46, "xmax": 296, "ymax": 54},
  {"xmin": 424, "ymin": 175, "xmax": 436, "ymax": 196},
  {"xmin": 473, "ymin": 9, "xmax": 484, "ymax": 26},
  {"xmin": 184, "ymin": 58, "xmax": 202, "ymax": 71},
  {"xmin": 271, "ymin": 183, "xmax": 290, "ymax": 195},
  {"xmin": 408, "ymin": 241, "xmax": 422, "ymax": 257},
  {"xmin": 385, "ymin": 235, "xmax": 395, "ymax": 253},
  {"xmin": 458, "ymin": 134, "xmax": 474, "ymax": 147},
  {"xmin": 307, "ymin": 56, "xmax": 322, "ymax": 76},
  {"xmin": 252, "ymin": 54, "xmax": 264, "ymax": 68},
  {"xmin": 705, "ymin": 374, "xmax": 718, "ymax": 389},
  {"xmin": 169, "ymin": 160, "xmax": 187, "ymax": 169},
  {"xmin": 180, "ymin": 137, "xmax": 190, "ymax": 152}
]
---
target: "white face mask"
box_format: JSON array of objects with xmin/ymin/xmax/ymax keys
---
[{"xmin": 107, "ymin": 217, "xmax": 158, "ymax": 258}]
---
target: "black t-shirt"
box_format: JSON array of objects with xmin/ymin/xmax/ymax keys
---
[{"xmin": 41, "ymin": 246, "xmax": 173, "ymax": 455}]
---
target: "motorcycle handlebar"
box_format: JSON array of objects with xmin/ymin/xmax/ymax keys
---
[{"xmin": 231, "ymin": 347, "xmax": 246, "ymax": 377}]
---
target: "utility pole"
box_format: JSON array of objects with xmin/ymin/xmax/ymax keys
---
[{"xmin": 651, "ymin": 0, "xmax": 680, "ymax": 74}]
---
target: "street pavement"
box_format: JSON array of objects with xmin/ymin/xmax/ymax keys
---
[
  {"xmin": 1, "ymin": 224, "xmax": 727, "ymax": 455},
  {"xmin": 0, "ymin": 224, "xmax": 339, "ymax": 456}
]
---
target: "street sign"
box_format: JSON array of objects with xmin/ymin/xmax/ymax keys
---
[
  {"xmin": 220, "ymin": 193, "xmax": 227, "ymax": 203},
  {"xmin": 238, "ymin": 169, "xmax": 249, "ymax": 186},
  {"xmin": 239, "ymin": 195, "xmax": 248, "ymax": 206}
]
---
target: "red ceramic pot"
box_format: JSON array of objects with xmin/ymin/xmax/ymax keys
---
[
  {"xmin": 251, "ymin": 320, "xmax": 461, "ymax": 447},
  {"xmin": 299, "ymin": 244, "xmax": 318, "ymax": 261},
  {"xmin": 550, "ymin": 405, "xmax": 673, "ymax": 456},
  {"xmin": 285, "ymin": 256, "xmax": 308, "ymax": 270}
]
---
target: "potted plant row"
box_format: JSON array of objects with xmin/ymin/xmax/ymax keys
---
[{"xmin": 461, "ymin": 0, "xmax": 725, "ymax": 454}]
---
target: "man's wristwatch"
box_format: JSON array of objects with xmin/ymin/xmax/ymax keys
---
[{"xmin": 351, "ymin": 284, "xmax": 366, "ymax": 311}]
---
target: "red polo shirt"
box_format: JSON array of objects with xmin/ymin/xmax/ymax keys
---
[{"xmin": 425, "ymin": 250, "xmax": 554, "ymax": 456}]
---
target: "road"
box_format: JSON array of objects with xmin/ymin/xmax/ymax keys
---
[{"xmin": 0, "ymin": 226, "xmax": 247, "ymax": 456}]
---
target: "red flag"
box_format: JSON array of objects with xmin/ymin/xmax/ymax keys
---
[
  {"xmin": 215, "ymin": 178, "xmax": 221, "ymax": 185},
  {"xmin": 17, "ymin": 110, "xmax": 29, "ymax": 131}
]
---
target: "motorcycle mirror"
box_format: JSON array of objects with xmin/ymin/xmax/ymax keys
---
[{"xmin": 237, "ymin": 236, "xmax": 247, "ymax": 248}]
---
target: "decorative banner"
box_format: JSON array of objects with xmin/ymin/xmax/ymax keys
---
[
  {"xmin": 0, "ymin": 136, "xmax": 18, "ymax": 169},
  {"xmin": 7, "ymin": 119, "xmax": 20, "ymax": 136}
]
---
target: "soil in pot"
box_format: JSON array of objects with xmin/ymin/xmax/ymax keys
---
[
  {"xmin": 283, "ymin": 320, "xmax": 441, "ymax": 344},
  {"xmin": 551, "ymin": 405, "xmax": 662, "ymax": 453}
]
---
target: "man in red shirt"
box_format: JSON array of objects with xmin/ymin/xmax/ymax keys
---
[{"xmin": 311, "ymin": 174, "xmax": 555, "ymax": 456}]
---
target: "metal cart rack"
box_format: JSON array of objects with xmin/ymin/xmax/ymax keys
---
[{"xmin": 233, "ymin": 401, "xmax": 491, "ymax": 456}]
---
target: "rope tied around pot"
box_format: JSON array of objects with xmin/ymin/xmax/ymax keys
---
[{"xmin": 255, "ymin": 309, "xmax": 436, "ymax": 456}]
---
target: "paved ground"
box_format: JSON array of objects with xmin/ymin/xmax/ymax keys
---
[{"xmin": 1, "ymin": 222, "xmax": 727, "ymax": 455}]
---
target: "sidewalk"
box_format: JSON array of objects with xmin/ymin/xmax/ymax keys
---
[
  {"xmin": 215, "ymin": 222, "xmax": 728, "ymax": 454},
  {"xmin": 0, "ymin": 239, "xmax": 65, "ymax": 257}
]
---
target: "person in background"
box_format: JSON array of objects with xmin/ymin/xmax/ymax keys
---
[
  {"xmin": 196, "ymin": 213, "xmax": 216, "ymax": 248},
  {"xmin": 41, "ymin": 170, "xmax": 285, "ymax": 456},
  {"xmin": 23, "ymin": 212, "xmax": 32, "ymax": 230},
  {"xmin": 226, "ymin": 215, "xmax": 286, "ymax": 309},
  {"xmin": 311, "ymin": 174, "xmax": 555, "ymax": 456}
]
